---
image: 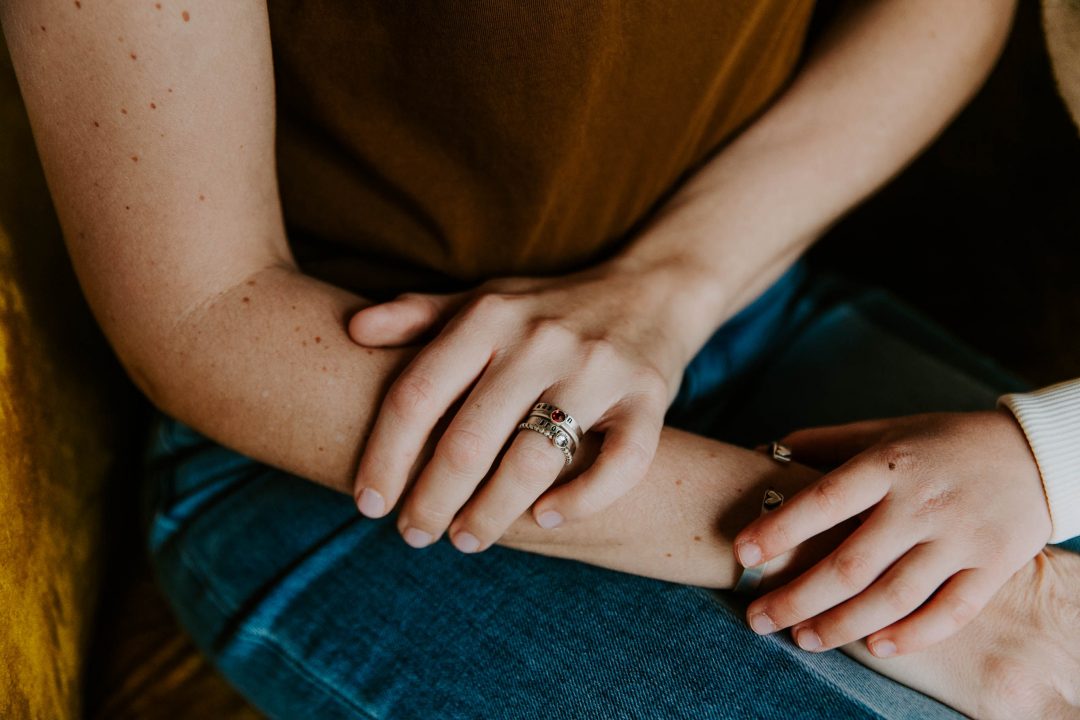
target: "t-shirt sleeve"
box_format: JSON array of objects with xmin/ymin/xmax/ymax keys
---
[{"xmin": 999, "ymin": 378, "xmax": 1080, "ymax": 544}]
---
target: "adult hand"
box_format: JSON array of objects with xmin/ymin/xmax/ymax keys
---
[
  {"xmin": 734, "ymin": 410, "xmax": 1052, "ymax": 658},
  {"xmin": 346, "ymin": 258, "xmax": 701, "ymax": 553}
]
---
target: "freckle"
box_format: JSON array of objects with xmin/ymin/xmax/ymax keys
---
[
  {"xmin": 675, "ymin": 479, "xmax": 682, "ymax": 486},
  {"xmin": 150, "ymin": 102, "xmax": 156, "ymax": 109},
  {"xmin": 291, "ymin": 305, "xmax": 297, "ymax": 310},
  {"xmin": 121, "ymin": 108, "xmax": 128, "ymax": 115},
  {"xmin": 182, "ymin": 10, "xmax": 190, "ymax": 21},
  {"xmin": 124, "ymin": 205, "xmax": 130, "ymax": 210},
  {"xmin": 242, "ymin": 297, "xmax": 250, "ymax": 303},
  {"xmin": 315, "ymin": 336, "xmax": 321, "ymax": 343},
  {"xmin": 155, "ymin": 2, "xmax": 161, "ymax": 8},
  {"xmin": 198, "ymin": 194, "xmax": 205, "ymax": 201},
  {"xmin": 40, "ymin": 26, "xmax": 46, "ymax": 32},
  {"xmin": 318, "ymin": 446, "xmax": 324, "ymax": 452},
  {"xmin": 888, "ymin": 462, "xmax": 896, "ymax": 470},
  {"xmin": 365, "ymin": 348, "xmax": 374, "ymax": 355},
  {"xmin": 294, "ymin": 326, "xmax": 300, "ymax": 332},
  {"xmin": 159, "ymin": 133, "xmax": 165, "ymax": 138},
  {"xmin": 247, "ymin": 280, "xmax": 256, "ymax": 286},
  {"xmin": 301, "ymin": 341, "xmax": 307, "ymax": 346},
  {"xmin": 168, "ymin": 88, "xmax": 173, "ymax": 93},
  {"xmin": 93, "ymin": 121, "xmax": 99, "ymax": 127},
  {"xmin": 131, "ymin": 155, "xmax": 139, "ymax": 162},
  {"xmin": 321, "ymin": 366, "xmax": 327, "ymax": 371},
  {"xmin": 130, "ymin": 52, "xmax": 137, "ymax": 61},
  {"xmin": 665, "ymin": 552, "xmax": 672, "ymax": 558},
  {"xmin": 75, "ymin": 1, "xmax": 81, "ymax": 8},
  {"xmin": 693, "ymin": 535, "xmax": 702, "ymax": 542}
]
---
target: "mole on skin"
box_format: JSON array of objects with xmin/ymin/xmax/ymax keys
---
[
  {"xmin": 182, "ymin": 10, "xmax": 190, "ymax": 22},
  {"xmin": 242, "ymin": 297, "xmax": 250, "ymax": 303}
]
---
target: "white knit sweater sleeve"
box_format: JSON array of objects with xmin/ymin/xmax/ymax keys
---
[{"xmin": 999, "ymin": 378, "xmax": 1080, "ymax": 544}]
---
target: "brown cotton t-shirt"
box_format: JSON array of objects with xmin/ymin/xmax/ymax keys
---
[{"xmin": 266, "ymin": 1, "xmax": 816, "ymax": 300}]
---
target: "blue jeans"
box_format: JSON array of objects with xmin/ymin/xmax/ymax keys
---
[{"xmin": 139, "ymin": 262, "xmax": 1049, "ymax": 719}]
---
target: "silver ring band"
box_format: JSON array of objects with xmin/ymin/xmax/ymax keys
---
[
  {"xmin": 528, "ymin": 402, "xmax": 584, "ymax": 445},
  {"xmin": 517, "ymin": 417, "xmax": 575, "ymax": 465}
]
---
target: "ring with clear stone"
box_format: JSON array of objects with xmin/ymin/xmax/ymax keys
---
[{"xmin": 517, "ymin": 415, "xmax": 576, "ymax": 465}]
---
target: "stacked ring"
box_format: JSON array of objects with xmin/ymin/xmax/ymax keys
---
[{"xmin": 517, "ymin": 402, "xmax": 583, "ymax": 465}]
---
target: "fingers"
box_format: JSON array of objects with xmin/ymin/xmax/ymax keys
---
[
  {"xmin": 443, "ymin": 371, "xmax": 627, "ymax": 551},
  {"xmin": 353, "ymin": 317, "xmax": 495, "ymax": 520},
  {"xmin": 746, "ymin": 509, "xmax": 917, "ymax": 636},
  {"xmin": 735, "ymin": 453, "xmax": 892, "ymax": 568},
  {"xmin": 348, "ymin": 292, "xmax": 462, "ymax": 347},
  {"xmin": 446, "ymin": 426, "xmax": 568, "ymax": 552},
  {"xmin": 864, "ymin": 567, "xmax": 1005, "ymax": 657},
  {"xmin": 788, "ymin": 542, "xmax": 957, "ymax": 652},
  {"xmin": 532, "ymin": 391, "xmax": 664, "ymax": 524},
  {"xmin": 779, "ymin": 417, "xmax": 897, "ymax": 470},
  {"xmin": 394, "ymin": 349, "xmax": 557, "ymax": 548}
]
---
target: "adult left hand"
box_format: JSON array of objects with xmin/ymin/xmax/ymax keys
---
[
  {"xmin": 734, "ymin": 410, "xmax": 1052, "ymax": 658},
  {"xmin": 346, "ymin": 259, "xmax": 699, "ymax": 553}
]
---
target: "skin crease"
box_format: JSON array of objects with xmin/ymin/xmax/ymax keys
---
[{"xmin": 2, "ymin": 0, "xmax": 1076, "ymax": 716}]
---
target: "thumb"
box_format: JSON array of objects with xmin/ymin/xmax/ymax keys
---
[
  {"xmin": 348, "ymin": 292, "xmax": 462, "ymax": 347},
  {"xmin": 777, "ymin": 417, "xmax": 899, "ymax": 470}
]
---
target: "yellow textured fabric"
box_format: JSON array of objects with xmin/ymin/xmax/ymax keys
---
[{"xmin": 0, "ymin": 34, "xmax": 113, "ymax": 720}]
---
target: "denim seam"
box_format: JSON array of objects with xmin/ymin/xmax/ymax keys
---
[{"xmin": 233, "ymin": 626, "xmax": 381, "ymax": 720}]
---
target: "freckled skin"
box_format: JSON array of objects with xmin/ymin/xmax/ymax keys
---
[
  {"xmin": 182, "ymin": 10, "xmax": 190, "ymax": 22},
  {"xmin": 693, "ymin": 535, "xmax": 702, "ymax": 542},
  {"xmin": 150, "ymin": 102, "xmax": 156, "ymax": 109},
  {"xmin": 315, "ymin": 336, "xmax": 321, "ymax": 343},
  {"xmin": 242, "ymin": 297, "xmax": 250, "ymax": 303},
  {"xmin": 74, "ymin": 1, "xmax": 81, "ymax": 8},
  {"xmin": 131, "ymin": 155, "xmax": 138, "ymax": 162},
  {"xmin": 121, "ymin": 108, "xmax": 127, "ymax": 114},
  {"xmin": 130, "ymin": 52, "xmax": 137, "ymax": 61},
  {"xmin": 92, "ymin": 121, "xmax": 99, "ymax": 127}
]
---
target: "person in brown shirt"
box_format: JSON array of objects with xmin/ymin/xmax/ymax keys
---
[{"xmin": 5, "ymin": 0, "xmax": 1080, "ymax": 717}]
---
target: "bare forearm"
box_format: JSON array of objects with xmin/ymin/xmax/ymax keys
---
[
  {"xmin": 157, "ymin": 264, "xmax": 826, "ymax": 588},
  {"xmin": 616, "ymin": 0, "xmax": 1017, "ymax": 352}
]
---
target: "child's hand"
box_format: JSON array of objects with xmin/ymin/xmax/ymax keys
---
[{"xmin": 734, "ymin": 410, "xmax": 1052, "ymax": 658}]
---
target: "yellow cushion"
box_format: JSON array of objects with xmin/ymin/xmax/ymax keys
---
[{"xmin": 0, "ymin": 34, "xmax": 115, "ymax": 720}]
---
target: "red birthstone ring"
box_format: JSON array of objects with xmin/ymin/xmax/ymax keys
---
[{"xmin": 527, "ymin": 402, "xmax": 584, "ymax": 446}]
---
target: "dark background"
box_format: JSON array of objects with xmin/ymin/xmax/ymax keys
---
[{"xmin": 810, "ymin": 0, "xmax": 1080, "ymax": 386}]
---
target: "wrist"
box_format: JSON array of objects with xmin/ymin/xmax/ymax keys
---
[{"xmin": 603, "ymin": 248, "xmax": 729, "ymax": 369}]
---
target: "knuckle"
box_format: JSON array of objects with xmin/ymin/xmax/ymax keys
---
[
  {"xmin": 528, "ymin": 317, "xmax": 575, "ymax": 348},
  {"xmin": 632, "ymin": 366, "xmax": 669, "ymax": 402},
  {"xmin": 877, "ymin": 442, "xmax": 916, "ymax": 474},
  {"xmin": 882, "ymin": 576, "xmax": 921, "ymax": 613},
  {"xmin": 832, "ymin": 551, "xmax": 872, "ymax": 591},
  {"xmin": 945, "ymin": 592, "xmax": 978, "ymax": 627},
  {"xmin": 505, "ymin": 443, "xmax": 561, "ymax": 485},
  {"xmin": 813, "ymin": 473, "xmax": 848, "ymax": 515},
  {"xmin": 439, "ymin": 425, "xmax": 487, "ymax": 474},
  {"xmin": 387, "ymin": 373, "xmax": 437, "ymax": 416},
  {"xmin": 464, "ymin": 292, "xmax": 509, "ymax": 323},
  {"xmin": 581, "ymin": 338, "xmax": 620, "ymax": 374},
  {"xmin": 912, "ymin": 478, "xmax": 959, "ymax": 518},
  {"xmin": 404, "ymin": 499, "xmax": 453, "ymax": 530}
]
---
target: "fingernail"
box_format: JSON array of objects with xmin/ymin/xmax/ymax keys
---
[
  {"xmin": 537, "ymin": 510, "xmax": 563, "ymax": 529},
  {"xmin": 796, "ymin": 628, "xmax": 822, "ymax": 652},
  {"xmin": 452, "ymin": 531, "xmax": 481, "ymax": 553},
  {"xmin": 749, "ymin": 612, "xmax": 776, "ymax": 635},
  {"xmin": 403, "ymin": 527, "xmax": 432, "ymax": 548},
  {"xmin": 870, "ymin": 639, "xmax": 896, "ymax": 658},
  {"xmin": 356, "ymin": 487, "xmax": 385, "ymax": 517},
  {"xmin": 737, "ymin": 541, "xmax": 762, "ymax": 567}
]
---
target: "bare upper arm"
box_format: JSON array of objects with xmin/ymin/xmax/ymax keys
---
[{"xmin": 0, "ymin": 0, "xmax": 293, "ymax": 394}]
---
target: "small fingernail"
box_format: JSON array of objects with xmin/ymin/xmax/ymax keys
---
[
  {"xmin": 796, "ymin": 628, "xmax": 822, "ymax": 652},
  {"xmin": 749, "ymin": 612, "xmax": 776, "ymax": 635},
  {"xmin": 537, "ymin": 510, "xmax": 563, "ymax": 529},
  {"xmin": 870, "ymin": 639, "xmax": 896, "ymax": 658},
  {"xmin": 402, "ymin": 527, "xmax": 433, "ymax": 548},
  {"xmin": 737, "ymin": 541, "xmax": 762, "ymax": 567},
  {"xmin": 356, "ymin": 487, "xmax": 385, "ymax": 517},
  {"xmin": 452, "ymin": 531, "xmax": 481, "ymax": 553}
]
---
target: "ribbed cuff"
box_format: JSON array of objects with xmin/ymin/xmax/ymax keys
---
[{"xmin": 999, "ymin": 378, "xmax": 1080, "ymax": 544}]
